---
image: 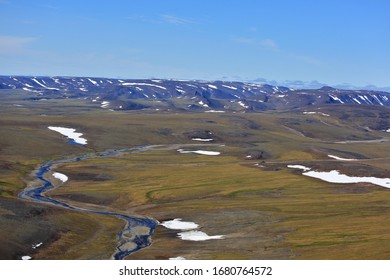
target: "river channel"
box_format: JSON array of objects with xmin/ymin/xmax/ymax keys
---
[{"xmin": 18, "ymin": 145, "xmax": 161, "ymax": 260}]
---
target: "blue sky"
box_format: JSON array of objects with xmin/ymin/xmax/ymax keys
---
[{"xmin": 1, "ymin": 0, "xmax": 389, "ymax": 87}]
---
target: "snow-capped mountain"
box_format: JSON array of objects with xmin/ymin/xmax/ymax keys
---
[{"xmin": 1, "ymin": 76, "xmax": 389, "ymax": 111}]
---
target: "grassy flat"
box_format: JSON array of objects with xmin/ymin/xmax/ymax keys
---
[{"xmin": 1, "ymin": 94, "xmax": 390, "ymax": 259}]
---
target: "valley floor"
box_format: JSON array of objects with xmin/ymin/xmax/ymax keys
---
[{"xmin": 1, "ymin": 94, "xmax": 390, "ymax": 259}]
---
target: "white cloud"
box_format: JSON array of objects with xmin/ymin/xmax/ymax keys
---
[
  {"xmin": 126, "ymin": 14, "xmax": 194, "ymax": 25},
  {"xmin": 260, "ymin": 39, "xmax": 278, "ymax": 50},
  {"xmin": 126, "ymin": 14, "xmax": 157, "ymax": 24},
  {"xmin": 291, "ymin": 53, "xmax": 322, "ymax": 66},
  {"xmin": 233, "ymin": 36, "xmax": 322, "ymax": 65},
  {"xmin": 233, "ymin": 37, "xmax": 256, "ymax": 44},
  {"xmin": 0, "ymin": 36, "xmax": 36, "ymax": 54},
  {"xmin": 160, "ymin": 14, "xmax": 194, "ymax": 25},
  {"xmin": 39, "ymin": 4, "xmax": 60, "ymax": 10},
  {"xmin": 233, "ymin": 37, "xmax": 278, "ymax": 50}
]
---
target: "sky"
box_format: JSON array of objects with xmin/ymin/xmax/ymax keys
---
[{"xmin": 1, "ymin": 0, "xmax": 389, "ymax": 88}]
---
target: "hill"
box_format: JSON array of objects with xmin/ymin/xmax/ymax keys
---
[{"xmin": 1, "ymin": 76, "xmax": 389, "ymax": 112}]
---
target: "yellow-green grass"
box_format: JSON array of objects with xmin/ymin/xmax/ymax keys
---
[
  {"xmin": 0, "ymin": 195, "xmax": 123, "ymax": 260},
  {"xmin": 47, "ymin": 147, "xmax": 390, "ymax": 259},
  {"xmin": 35, "ymin": 211, "xmax": 123, "ymax": 260},
  {"xmin": 1, "ymin": 96, "xmax": 390, "ymax": 259}
]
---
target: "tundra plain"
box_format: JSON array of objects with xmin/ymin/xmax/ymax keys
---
[{"xmin": 1, "ymin": 88, "xmax": 390, "ymax": 260}]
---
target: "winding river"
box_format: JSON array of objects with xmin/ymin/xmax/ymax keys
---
[{"xmin": 18, "ymin": 145, "xmax": 161, "ymax": 260}]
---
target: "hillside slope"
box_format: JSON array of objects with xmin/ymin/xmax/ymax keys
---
[{"xmin": 1, "ymin": 76, "xmax": 389, "ymax": 112}]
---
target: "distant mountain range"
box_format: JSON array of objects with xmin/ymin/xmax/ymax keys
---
[
  {"xmin": 1, "ymin": 75, "xmax": 389, "ymax": 112},
  {"xmin": 249, "ymin": 77, "xmax": 390, "ymax": 93}
]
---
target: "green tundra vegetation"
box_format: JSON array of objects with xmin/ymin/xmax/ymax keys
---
[{"xmin": 1, "ymin": 89, "xmax": 390, "ymax": 259}]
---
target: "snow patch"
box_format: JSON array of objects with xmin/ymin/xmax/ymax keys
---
[
  {"xmin": 303, "ymin": 111, "xmax": 330, "ymax": 117},
  {"xmin": 160, "ymin": 219, "xmax": 199, "ymax": 230},
  {"xmin": 352, "ymin": 97, "xmax": 361, "ymax": 104},
  {"xmin": 32, "ymin": 242, "xmax": 43, "ymax": 249},
  {"xmin": 48, "ymin": 126, "xmax": 87, "ymax": 145},
  {"xmin": 122, "ymin": 82, "xmax": 167, "ymax": 90},
  {"xmin": 198, "ymin": 101, "xmax": 209, "ymax": 107},
  {"xmin": 169, "ymin": 256, "xmax": 186, "ymax": 260},
  {"xmin": 288, "ymin": 165, "xmax": 390, "ymax": 188},
  {"xmin": 161, "ymin": 218, "xmax": 225, "ymax": 242},
  {"xmin": 287, "ymin": 165, "xmax": 311, "ymax": 172},
  {"xmin": 52, "ymin": 172, "xmax": 68, "ymax": 183},
  {"xmin": 178, "ymin": 231, "xmax": 224, "ymax": 241},
  {"xmin": 363, "ymin": 95, "xmax": 372, "ymax": 104},
  {"xmin": 101, "ymin": 101, "xmax": 110, "ymax": 108},
  {"xmin": 177, "ymin": 149, "xmax": 220, "ymax": 156},
  {"xmin": 238, "ymin": 101, "xmax": 249, "ymax": 109},
  {"xmin": 222, "ymin": 85, "xmax": 237, "ymax": 90},
  {"xmin": 329, "ymin": 94, "xmax": 344, "ymax": 104},
  {"xmin": 358, "ymin": 95, "xmax": 367, "ymax": 103},
  {"xmin": 23, "ymin": 87, "xmax": 41, "ymax": 93},
  {"xmin": 205, "ymin": 110, "xmax": 225, "ymax": 113},
  {"xmin": 32, "ymin": 78, "xmax": 59, "ymax": 90},
  {"xmin": 328, "ymin": 155, "xmax": 356, "ymax": 161},
  {"xmin": 87, "ymin": 78, "xmax": 98, "ymax": 86},
  {"xmin": 192, "ymin": 138, "xmax": 213, "ymax": 142},
  {"xmin": 372, "ymin": 95, "xmax": 384, "ymax": 106}
]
